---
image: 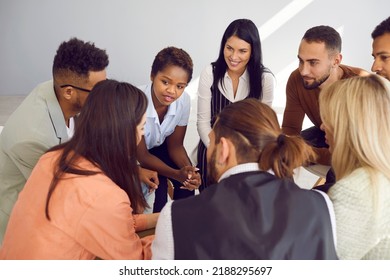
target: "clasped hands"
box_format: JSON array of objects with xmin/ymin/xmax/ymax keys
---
[
  {"xmin": 178, "ymin": 166, "xmax": 201, "ymax": 191},
  {"xmin": 138, "ymin": 166, "xmax": 201, "ymax": 193}
]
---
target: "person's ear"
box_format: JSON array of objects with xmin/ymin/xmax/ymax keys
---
[
  {"xmin": 217, "ymin": 137, "xmax": 230, "ymax": 165},
  {"xmin": 333, "ymin": 53, "xmax": 342, "ymax": 67},
  {"xmin": 61, "ymin": 86, "xmax": 74, "ymax": 101},
  {"xmin": 150, "ymin": 74, "xmax": 155, "ymax": 82}
]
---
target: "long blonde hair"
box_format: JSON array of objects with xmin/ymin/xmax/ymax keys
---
[{"xmin": 319, "ymin": 75, "xmax": 390, "ymax": 181}]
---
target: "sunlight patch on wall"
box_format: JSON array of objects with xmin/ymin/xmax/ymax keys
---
[
  {"xmin": 186, "ymin": 77, "xmax": 200, "ymax": 100},
  {"xmin": 274, "ymin": 59, "xmax": 299, "ymax": 110},
  {"xmin": 259, "ymin": 0, "xmax": 314, "ymax": 41}
]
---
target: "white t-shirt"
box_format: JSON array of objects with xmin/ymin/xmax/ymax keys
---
[{"xmin": 66, "ymin": 117, "xmax": 75, "ymax": 138}]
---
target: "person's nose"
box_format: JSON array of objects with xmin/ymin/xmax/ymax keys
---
[
  {"xmin": 299, "ymin": 62, "xmax": 310, "ymax": 76},
  {"xmin": 371, "ymin": 58, "xmax": 381, "ymax": 73},
  {"xmin": 231, "ymin": 50, "xmax": 239, "ymax": 60},
  {"xmin": 167, "ymin": 84, "xmax": 176, "ymax": 95}
]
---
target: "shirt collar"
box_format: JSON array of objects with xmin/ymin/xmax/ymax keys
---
[
  {"xmin": 218, "ymin": 162, "xmax": 260, "ymax": 182},
  {"xmin": 46, "ymin": 80, "xmax": 69, "ymax": 141},
  {"xmin": 224, "ymin": 68, "xmax": 249, "ymax": 82}
]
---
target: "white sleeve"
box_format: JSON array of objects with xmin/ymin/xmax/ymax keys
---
[
  {"xmin": 313, "ymin": 189, "xmax": 337, "ymax": 247},
  {"xmin": 197, "ymin": 65, "xmax": 213, "ymax": 147},
  {"xmin": 151, "ymin": 201, "xmax": 174, "ymax": 259},
  {"xmin": 261, "ymin": 71, "xmax": 276, "ymax": 107},
  {"xmin": 177, "ymin": 92, "xmax": 191, "ymax": 126}
]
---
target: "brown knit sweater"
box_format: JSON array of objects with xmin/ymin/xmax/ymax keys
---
[{"xmin": 282, "ymin": 64, "xmax": 368, "ymax": 164}]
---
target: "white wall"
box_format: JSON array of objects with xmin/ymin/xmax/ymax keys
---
[
  {"xmin": 1, "ymin": 0, "xmax": 389, "ymax": 160},
  {"xmin": 1, "ymin": 0, "xmax": 389, "ymax": 105}
]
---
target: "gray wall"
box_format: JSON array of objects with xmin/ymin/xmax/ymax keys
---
[
  {"xmin": 1, "ymin": 0, "xmax": 389, "ymax": 161},
  {"xmin": 0, "ymin": 0, "xmax": 389, "ymax": 109}
]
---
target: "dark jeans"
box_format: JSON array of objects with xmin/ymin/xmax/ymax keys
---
[
  {"xmin": 301, "ymin": 126, "xmax": 335, "ymax": 192},
  {"xmin": 148, "ymin": 141, "xmax": 194, "ymax": 213}
]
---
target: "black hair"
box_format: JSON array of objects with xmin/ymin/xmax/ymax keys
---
[
  {"xmin": 52, "ymin": 37, "xmax": 109, "ymax": 79},
  {"xmin": 372, "ymin": 17, "xmax": 390, "ymax": 39},
  {"xmin": 151, "ymin": 46, "xmax": 193, "ymax": 83},
  {"xmin": 212, "ymin": 18, "xmax": 270, "ymax": 99},
  {"xmin": 302, "ymin": 25, "xmax": 342, "ymax": 53}
]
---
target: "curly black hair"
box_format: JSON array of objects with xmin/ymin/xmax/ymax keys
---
[
  {"xmin": 52, "ymin": 37, "xmax": 109, "ymax": 78},
  {"xmin": 151, "ymin": 46, "xmax": 193, "ymax": 83}
]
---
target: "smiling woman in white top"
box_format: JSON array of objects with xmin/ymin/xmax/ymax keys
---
[{"xmin": 196, "ymin": 18, "xmax": 275, "ymax": 192}]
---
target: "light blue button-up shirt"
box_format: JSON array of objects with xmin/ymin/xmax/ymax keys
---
[{"xmin": 138, "ymin": 84, "xmax": 191, "ymax": 150}]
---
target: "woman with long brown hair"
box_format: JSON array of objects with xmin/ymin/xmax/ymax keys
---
[{"xmin": 0, "ymin": 80, "xmax": 158, "ymax": 260}]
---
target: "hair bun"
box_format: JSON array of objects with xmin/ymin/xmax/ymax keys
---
[{"xmin": 277, "ymin": 134, "xmax": 285, "ymax": 146}]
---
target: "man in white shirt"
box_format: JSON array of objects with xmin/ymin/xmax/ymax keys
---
[{"xmin": 152, "ymin": 98, "xmax": 338, "ymax": 260}]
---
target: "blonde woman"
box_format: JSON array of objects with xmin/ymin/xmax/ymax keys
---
[{"xmin": 319, "ymin": 74, "xmax": 390, "ymax": 259}]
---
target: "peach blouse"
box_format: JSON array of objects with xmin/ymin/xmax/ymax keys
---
[{"xmin": 0, "ymin": 150, "xmax": 153, "ymax": 260}]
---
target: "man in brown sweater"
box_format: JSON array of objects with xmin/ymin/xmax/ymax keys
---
[{"xmin": 282, "ymin": 25, "xmax": 368, "ymax": 165}]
